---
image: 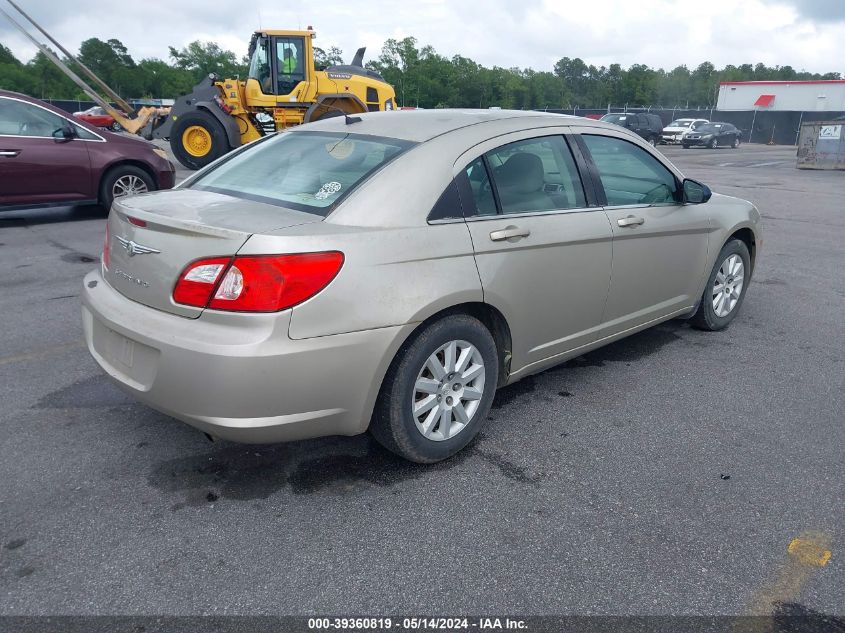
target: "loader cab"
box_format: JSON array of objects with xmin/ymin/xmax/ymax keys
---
[{"xmin": 246, "ymin": 31, "xmax": 314, "ymax": 102}]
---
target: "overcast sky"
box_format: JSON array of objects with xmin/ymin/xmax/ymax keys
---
[{"xmin": 2, "ymin": 0, "xmax": 844, "ymax": 74}]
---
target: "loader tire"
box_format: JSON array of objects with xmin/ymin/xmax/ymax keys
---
[{"xmin": 170, "ymin": 110, "xmax": 230, "ymax": 170}]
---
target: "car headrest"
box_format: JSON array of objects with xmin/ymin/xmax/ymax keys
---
[{"xmin": 497, "ymin": 152, "xmax": 544, "ymax": 194}]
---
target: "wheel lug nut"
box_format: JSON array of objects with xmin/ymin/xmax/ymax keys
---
[
  {"xmin": 453, "ymin": 383, "xmax": 461, "ymax": 390},
  {"xmin": 446, "ymin": 396, "xmax": 453, "ymax": 406}
]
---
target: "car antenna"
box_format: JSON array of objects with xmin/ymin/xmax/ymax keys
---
[{"xmin": 320, "ymin": 103, "xmax": 361, "ymax": 125}]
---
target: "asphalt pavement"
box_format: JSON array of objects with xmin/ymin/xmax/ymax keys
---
[{"xmin": 0, "ymin": 143, "xmax": 842, "ymax": 617}]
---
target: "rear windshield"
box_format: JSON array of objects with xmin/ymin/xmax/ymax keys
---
[{"xmin": 189, "ymin": 131, "xmax": 414, "ymax": 215}]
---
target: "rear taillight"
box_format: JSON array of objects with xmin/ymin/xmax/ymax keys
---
[
  {"xmin": 102, "ymin": 222, "xmax": 110, "ymax": 269},
  {"xmin": 172, "ymin": 252, "xmax": 344, "ymax": 313}
]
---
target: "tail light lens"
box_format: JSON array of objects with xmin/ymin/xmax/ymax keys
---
[
  {"xmin": 102, "ymin": 222, "xmax": 110, "ymax": 270},
  {"xmin": 173, "ymin": 252, "xmax": 344, "ymax": 313}
]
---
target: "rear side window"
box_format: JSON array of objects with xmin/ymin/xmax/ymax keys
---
[
  {"xmin": 189, "ymin": 131, "xmax": 414, "ymax": 215},
  {"xmin": 582, "ymin": 134, "xmax": 678, "ymax": 206},
  {"xmin": 463, "ymin": 136, "xmax": 586, "ymax": 216}
]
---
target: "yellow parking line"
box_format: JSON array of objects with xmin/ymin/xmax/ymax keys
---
[{"xmin": 0, "ymin": 340, "xmax": 85, "ymax": 366}]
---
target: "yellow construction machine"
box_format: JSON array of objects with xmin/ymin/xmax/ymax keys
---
[{"xmin": 1, "ymin": 1, "xmax": 397, "ymax": 169}]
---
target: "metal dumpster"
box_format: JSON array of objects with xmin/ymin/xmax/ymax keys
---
[{"xmin": 797, "ymin": 121, "xmax": 845, "ymax": 170}]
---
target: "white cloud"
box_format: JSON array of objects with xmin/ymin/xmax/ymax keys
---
[{"xmin": 1, "ymin": 0, "xmax": 843, "ymax": 74}]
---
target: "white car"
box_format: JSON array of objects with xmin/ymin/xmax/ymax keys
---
[{"xmin": 662, "ymin": 118, "xmax": 708, "ymax": 144}]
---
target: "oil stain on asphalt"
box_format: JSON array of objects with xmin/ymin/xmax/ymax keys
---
[{"xmin": 149, "ymin": 433, "xmax": 542, "ymax": 506}]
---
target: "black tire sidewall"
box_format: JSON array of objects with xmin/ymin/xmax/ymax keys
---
[
  {"xmin": 99, "ymin": 165, "xmax": 156, "ymax": 212},
  {"xmin": 373, "ymin": 315, "xmax": 498, "ymax": 463},
  {"xmin": 170, "ymin": 110, "xmax": 229, "ymax": 170},
  {"xmin": 693, "ymin": 240, "xmax": 751, "ymax": 331}
]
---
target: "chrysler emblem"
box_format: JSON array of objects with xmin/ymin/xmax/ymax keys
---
[{"xmin": 115, "ymin": 236, "xmax": 160, "ymax": 257}]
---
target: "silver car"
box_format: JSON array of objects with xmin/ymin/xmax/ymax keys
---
[{"xmin": 82, "ymin": 110, "xmax": 762, "ymax": 463}]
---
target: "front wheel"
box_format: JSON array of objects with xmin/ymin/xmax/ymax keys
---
[
  {"xmin": 170, "ymin": 110, "xmax": 230, "ymax": 170},
  {"xmin": 709, "ymin": 138, "xmax": 719, "ymax": 149},
  {"xmin": 99, "ymin": 165, "xmax": 156, "ymax": 212},
  {"xmin": 690, "ymin": 239, "xmax": 751, "ymax": 331},
  {"xmin": 682, "ymin": 144, "xmax": 691, "ymax": 149},
  {"xmin": 370, "ymin": 315, "xmax": 499, "ymax": 463},
  {"xmin": 731, "ymin": 137, "xmax": 740, "ymax": 149},
  {"xmin": 648, "ymin": 136, "xmax": 657, "ymax": 147}
]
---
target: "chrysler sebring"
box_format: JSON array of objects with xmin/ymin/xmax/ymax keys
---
[{"xmin": 82, "ymin": 110, "xmax": 761, "ymax": 463}]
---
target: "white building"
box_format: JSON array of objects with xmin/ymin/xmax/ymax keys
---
[{"xmin": 717, "ymin": 80, "xmax": 845, "ymax": 111}]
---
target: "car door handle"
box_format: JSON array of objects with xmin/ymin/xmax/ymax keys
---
[
  {"xmin": 0, "ymin": 150, "xmax": 20, "ymax": 158},
  {"xmin": 617, "ymin": 215, "xmax": 645, "ymax": 227},
  {"xmin": 490, "ymin": 226, "xmax": 531, "ymax": 241}
]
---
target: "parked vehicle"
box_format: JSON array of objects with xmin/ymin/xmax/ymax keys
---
[
  {"xmin": 82, "ymin": 110, "xmax": 761, "ymax": 463},
  {"xmin": 683, "ymin": 122, "xmax": 742, "ymax": 149},
  {"xmin": 73, "ymin": 105, "xmax": 121, "ymax": 132},
  {"xmin": 599, "ymin": 112, "xmax": 663, "ymax": 145},
  {"xmin": 0, "ymin": 90, "xmax": 175, "ymax": 212},
  {"xmin": 661, "ymin": 118, "xmax": 708, "ymax": 144}
]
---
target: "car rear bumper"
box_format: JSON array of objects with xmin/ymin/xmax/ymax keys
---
[{"xmin": 81, "ymin": 268, "xmax": 412, "ymax": 443}]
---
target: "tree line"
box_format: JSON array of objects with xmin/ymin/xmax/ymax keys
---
[{"xmin": 1, "ymin": 35, "xmax": 841, "ymax": 109}]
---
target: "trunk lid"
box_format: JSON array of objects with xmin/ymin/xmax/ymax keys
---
[{"xmin": 104, "ymin": 190, "xmax": 321, "ymax": 317}]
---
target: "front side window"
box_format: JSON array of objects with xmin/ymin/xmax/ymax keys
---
[
  {"xmin": 189, "ymin": 131, "xmax": 413, "ymax": 215},
  {"xmin": 485, "ymin": 136, "xmax": 585, "ymax": 214},
  {"xmin": 0, "ymin": 98, "xmax": 65, "ymax": 137},
  {"xmin": 582, "ymin": 134, "xmax": 678, "ymax": 206}
]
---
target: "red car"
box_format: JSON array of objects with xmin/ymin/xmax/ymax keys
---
[
  {"xmin": 0, "ymin": 90, "xmax": 175, "ymax": 212},
  {"xmin": 74, "ymin": 105, "xmax": 122, "ymax": 132}
]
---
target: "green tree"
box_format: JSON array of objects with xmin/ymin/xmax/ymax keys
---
[
  {"xmin": 314, "ymin": 46, "xmax": 344, "ymax": 71},
  {"xmin": 169, "ymin": 41, "xmax": 247, "ymax": 82}
]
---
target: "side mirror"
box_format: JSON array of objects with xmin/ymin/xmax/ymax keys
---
[
  {"xmin": 683, "ymin": 178, "xmax": 712, "ymax": 204},
  {"xmin": 53, "ymin": 124, "xmax": 76, "ymax": 143}
]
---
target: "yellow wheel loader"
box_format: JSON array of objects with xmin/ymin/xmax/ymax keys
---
[
  {"xmin": 1, "ymin": 1, "xmax": 396, "ymax": 170},
  {"xmin": 147, "ymin": 29, "xmax": 397, "ymax": 169}
]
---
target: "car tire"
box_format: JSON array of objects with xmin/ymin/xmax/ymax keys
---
[
  {"xmin": 648, "ymin": 136, "xmax": 657, "ymax": 147},
  {"xmin": 170, "ymin": 110, "xmax": 230, "ymax": 170},
  {"xmin": 690, "ymin": 239, "xmax": 751, "ymax": 331},
  {"xmin": 682, "ymin": 144, "xmax": 690, "ymax": 149},
  {"xmin": 731, "ymin": 137, "xmax": 739, "ymax": 149},
  {"xmin": 99, "ymin": 165, "xmax": 156, "ymax": 212},
  {"xmin": 709, "ymin": 138, "xmax": 718, "ymax": 149},
  {"xmin": 370, "ymin": 314, "xmax": 499, "ymax": 463},
  {"xmin": 110, "ymin": 121, "xmax": 122, "ymax": 132}
]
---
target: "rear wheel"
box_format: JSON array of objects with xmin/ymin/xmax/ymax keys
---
[
  {"xmin": 690, "ymin": 239, "xmax": 751, "ymax": 331},
  {"xmin": 648, "ymin": 136, "xmax": 657, "ymax": 147},
  {"xmin": 170, "ymin": 110, "xmax": 230, "ymax": 170},
  {"xmin": 99, "ymin": 165, "xmax": 156, "ymax": 212},
  {"xmin": 682, "ymin": 144, "xmax": 691, "ymax": 149},
  {"xmin": 370, "ymin": 315, "xmax": 498, "ymax": 463}
]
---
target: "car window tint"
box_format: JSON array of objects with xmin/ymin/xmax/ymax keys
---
[
  {"xmin": 0, "ymin": 98, "xmax": 65, "ymax": 137},
  {"xmin": 582, "ymin": 134, "xmax": 678, "ymax": 206},
  {"xmin": 485, "ymin": 136, "xmax": 585, "ymax": 214},
  {"xmin": 464, "ymin": 156, "xmax": 497, "ymax": 216}
]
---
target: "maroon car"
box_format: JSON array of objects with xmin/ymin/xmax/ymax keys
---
[{"xmin": 0, "ymin": 90, "xmax": 175, "ymax": 212}]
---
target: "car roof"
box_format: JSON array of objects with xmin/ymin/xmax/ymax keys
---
[{"xmin": 300, "ymin": 108, "xmax": 584, "ymax": 142}]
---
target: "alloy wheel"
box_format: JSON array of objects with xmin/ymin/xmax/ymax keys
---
[
  {"xmin": 712, "ymin": 254, "xmax": 744, "ymax": 317},
  {"xmin": 411, "ymin": 339, "xmax": 486, "ymax": 441},
  {"xmin": 112, "ymin": 174, "xmax": 148, "ymax": 199}
]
